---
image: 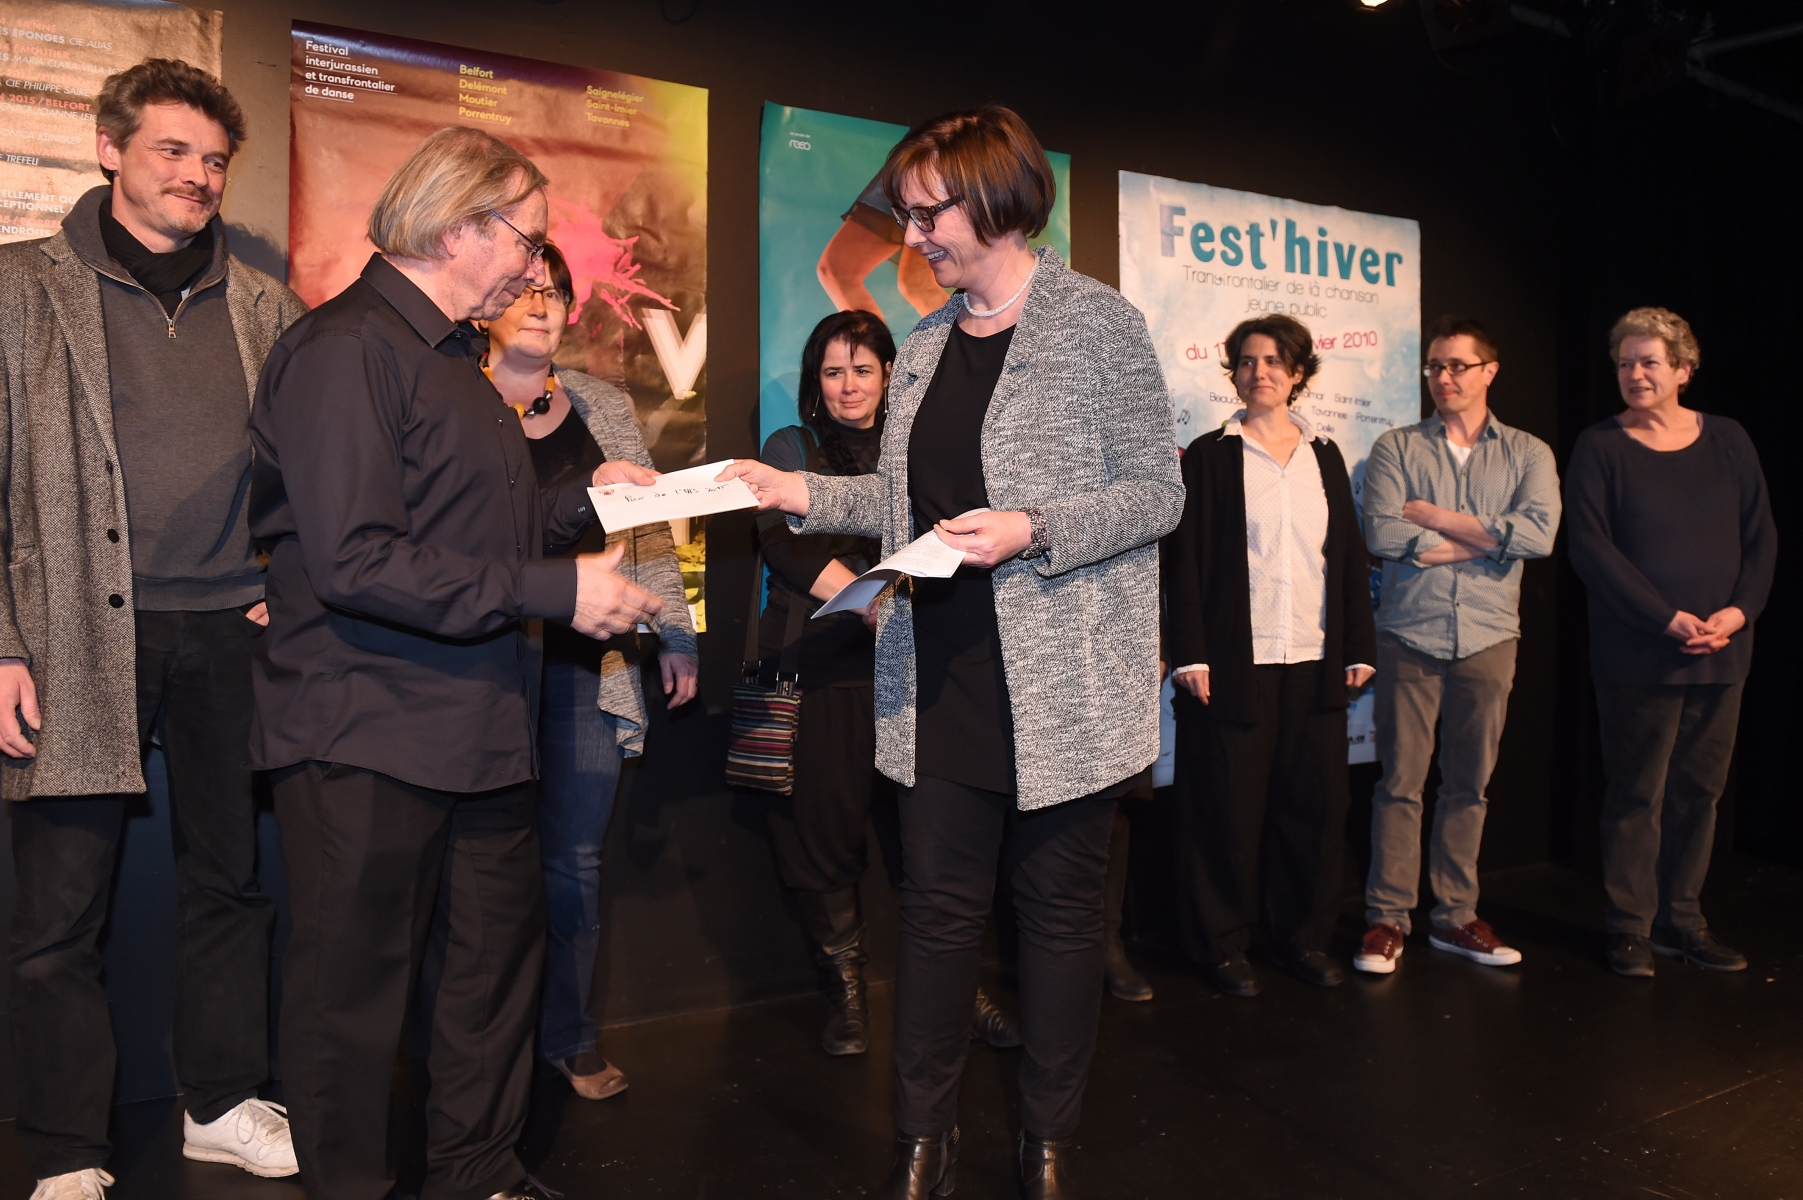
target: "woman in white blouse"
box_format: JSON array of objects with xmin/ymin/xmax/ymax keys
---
[{"xmin": 1162, "ymin": 315, "xmax": 1377, "ymax": 998}]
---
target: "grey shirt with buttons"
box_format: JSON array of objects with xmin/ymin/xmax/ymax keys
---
[{"xmin": 1362, "ymin": 412, "xmax": 1561, "ymax": 661}]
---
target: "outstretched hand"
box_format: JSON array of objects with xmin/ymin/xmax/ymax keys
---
[
  {"xmin": 572, "ymin": 542, "xmax": 664, "ymax": 640},
  {"xmin": 717, "ymin": 460, "xmax": 810, "ymax": 516},
  {"xmin": 594, "ymin": 461, "xmax": 660, "ymax": 487}
]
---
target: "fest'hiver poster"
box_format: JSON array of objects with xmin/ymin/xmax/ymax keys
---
[
  {"xmin": 1121, "ymin": 172, "xmax": 1422, "ymax": 764},
  {"xmin": 758, "ymin": 102, "xmax": 1071, "ymax": 446},
  {"xmin": 0, "ymin": 0, "xmax": 221, "ymax": 245},
  {"xmin": 289, "ymin": 23, "xmax": 708, "ymax": 626}
]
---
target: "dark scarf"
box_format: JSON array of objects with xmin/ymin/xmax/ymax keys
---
[
  {"xmin": 807, "ymin": 409, "xmax": 884, "ymax": 479},
  {"xmin": 99, "ymin": 198, "xmax": 215, "ymax": 317}
]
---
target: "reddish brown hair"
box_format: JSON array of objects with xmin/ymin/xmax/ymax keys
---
[{"xmin": 877, "ymin": 106, "xmax": 1055, "ymax": 245}]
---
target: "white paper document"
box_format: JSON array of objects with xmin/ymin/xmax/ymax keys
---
[
  {"xmin": 588, "ymin": 460, "xmax": 758, "ymax": 532},
  {"xmin": 812, "ymin": 529, "xmax": 968, "ymax": 618}
]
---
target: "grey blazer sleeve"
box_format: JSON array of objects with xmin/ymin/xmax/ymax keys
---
[
  {"xmin": 789, "ymin": 470, "xmax": 888, "ymax": 541},
  {"xmin": 1032, "ymin": 295, "xmax": 1184, "ymax": 577},
  {"xmin": 631, "ymin": 519, "xmax": 697, "ymax": 659},
  {"xmin": 568, "ymin": 373, "xmax": 697, "ymax": 656}
]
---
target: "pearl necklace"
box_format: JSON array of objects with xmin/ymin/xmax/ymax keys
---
[{"xmin": 960, "ymin": 259, "xmax": 1037, "ymax": 319}]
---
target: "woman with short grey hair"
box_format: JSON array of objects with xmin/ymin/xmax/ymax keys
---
[
  {"xmin": 1566, "ymin": 307, "xmax": 1776, "ymax": 979},
  {"xmin": 725, "ymin": 105, "xmax": 1181, "ymax": 1200}
]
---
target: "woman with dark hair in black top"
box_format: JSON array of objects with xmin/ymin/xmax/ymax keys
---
[{"xmin": 758, "ymin": 310, "xmax": 1019, "ymax": 1060}]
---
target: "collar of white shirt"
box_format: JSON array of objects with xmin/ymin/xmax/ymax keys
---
[{"xmin": 1223, "ymin": 407, "xmax": 1319, "ymax": 444}]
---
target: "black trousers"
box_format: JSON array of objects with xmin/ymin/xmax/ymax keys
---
[
  {"xmin": 767, "ymin": 683, "xmax": 897, "ymax": 894},
  {"xmin": 273, "ymin": 762, "xmax": 543, "ymax": 1200},
  {"xmin": 893, "ymin": 776, "xmax": 1116, "ymax": 1141},
  {"xmin": 1175, "ymin": 661, "xmax": 1350, "ymax": 960},
  {"xmin": 1595, "ymin": 681, "xmax": 1745, "ymax": 937},
  {"xmin": 8, "ymin": 608, "xmax": 273, "ymax": 1177}
]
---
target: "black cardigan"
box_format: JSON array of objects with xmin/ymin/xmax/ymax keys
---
[{"xmin": 1162, "ymin": 426, "xmax": 1377, "ymax": 720}]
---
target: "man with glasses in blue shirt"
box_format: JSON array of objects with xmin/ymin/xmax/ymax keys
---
[{"xmin": 1353, "ymin": 316, "xmax": 1561, "ymax": 975}]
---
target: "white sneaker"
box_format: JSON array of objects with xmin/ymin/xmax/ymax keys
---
[
  {"xmin": 182, "ymin": 1098, "xmax": 300, "ymax": 1178},
  {"xmin": 29, "ymin": 1170, "xmax": 114, "ymax": 1200}
]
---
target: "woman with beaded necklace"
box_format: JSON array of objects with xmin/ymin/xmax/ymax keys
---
[{"xmin": 482, "ymin": 242, "xmax": 698, "ymax": 1103}]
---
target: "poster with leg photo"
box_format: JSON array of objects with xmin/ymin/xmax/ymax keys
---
[
  {"xmin": 757, "ymin": 102, "xmax": 1070, "ymax": 446},
  {"xmin": 289, "ymin": 22, "xmax": 709, "ymax": 627}
]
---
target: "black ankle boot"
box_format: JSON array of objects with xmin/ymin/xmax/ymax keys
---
[
  {"xmin": 971, "ymin": 986, "xmax": 1022, "ymax": 1048},
  {"xmin": 877, "ymin": 1129, "xmax": 958, "ymax": 1199},
  {"xmin": 1102, "ymin": 810, "xmax": 1153, "ymax": 1001},
  {"xmin": 1018, "ymin": 1132, "xmax": 1080, "ymax": 1199},
  {"xmin": 797, "ymin": 887, "xmax": 869, "ymax": 1055}
]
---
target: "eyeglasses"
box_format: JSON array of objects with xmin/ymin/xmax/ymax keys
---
[
  {"xmin": 517, "ymin": 284, "xmax": 570, "ymax": 308},
  {"xmin": 891, "ymin": 195, "xmax": 963, "ymax": 234},
  {"xmin": 1422, "ymin": 360, "xmax": 1494, "ymax": 378},
  {"xmin": 487, "ymin": 208, "xmax": 547, "ymax": 263}
]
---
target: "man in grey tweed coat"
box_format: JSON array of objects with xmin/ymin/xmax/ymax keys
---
[{"xmin": 0, "ymin": 61, "xmax": 305, "ymax": 1197}]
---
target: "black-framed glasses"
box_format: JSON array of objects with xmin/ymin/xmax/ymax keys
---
[
  {"xmin": 487, "ymin": 208, "xmax": 547, "ymax": 263},
  {"xmin": 1422, "ymin": 360, "xmax": 1494, "ymax": 378},
  {"xmin": 517, "ymin": 283, "xmax": 571, "ymax": 308},
  {"xmin": 891, "ymin": 195, "xmax": 962, "ymax": 233}
]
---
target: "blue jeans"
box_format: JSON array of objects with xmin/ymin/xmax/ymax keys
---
[{"xmin": 537, "ymin": 656, "xmax": 625, "ymax": 1064}]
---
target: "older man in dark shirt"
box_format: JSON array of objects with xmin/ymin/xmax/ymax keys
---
[{"xmin": 249, "ymin": 126, "xmax": 660, "ymax": 1200}]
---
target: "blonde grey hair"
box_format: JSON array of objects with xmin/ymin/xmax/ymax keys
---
[
  {"xmin": 367, "ymin": 126, "xmax": 548, "ymax": 260},
  {"xmin": 1609, "ymin": 307, "xmax": 1701, "ymax": 381}
]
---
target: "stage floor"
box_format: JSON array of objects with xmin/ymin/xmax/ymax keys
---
[{"xmin": 3, "ymin": 858, "xmax": 1800, "ymax": 1199}]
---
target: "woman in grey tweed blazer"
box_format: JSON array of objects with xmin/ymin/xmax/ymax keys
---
[{"xmin": 727, "ymin": 107, "xmax": 1181, "ymax": 1200}]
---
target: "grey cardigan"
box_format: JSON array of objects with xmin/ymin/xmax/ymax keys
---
[
  {"xmin": 794, "ymin": 248, "xmax": 1183, "ymax": 809},
  {"xmin": 0, "ymin": 224, "xmax": 305, "ymax": 798},
  {"xmin": 559, "ymin": 369, "xmax": 698, "ymax": 755}
]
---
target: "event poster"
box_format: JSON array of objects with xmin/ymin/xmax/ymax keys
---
[
  {"xmin": 1, "ymin": 0, "xmax": 221, "ymax": 244},
  {"xmin": 289, "ymin": 23, "xmax": 709, "ymax": 626},
  {"xmin": 1120, "ymin": 171, "xmax": 1422, "ymax": 763},
  {"xmin": 758, "ymin": 102, "xmax": 1071, "ymax": 446}
]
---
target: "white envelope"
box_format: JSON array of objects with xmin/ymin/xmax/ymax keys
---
[
  {"xmin": 813, "ymin": 527, "xmax": 969, "ymax": 618},
  {"xmin": 588, "ymin": 460, "xmax": 758, "ymax": 532}
]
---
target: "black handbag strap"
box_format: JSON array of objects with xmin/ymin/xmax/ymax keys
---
[{"xmin": 742, "ymin": 544, "xmax": 807, "ymax": 685}]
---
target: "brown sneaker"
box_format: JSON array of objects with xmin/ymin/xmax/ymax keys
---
[
  {"xmin": 1353, "ymin": 923, "xmax": 1405, "ymax": 974},
  {"xmin": 1429, "ymin": 918, "xmax": 1522, "ymax": 966}
]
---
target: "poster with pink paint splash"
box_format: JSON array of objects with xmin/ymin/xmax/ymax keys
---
[{"xmin": 288, "ymin": 21, "xmax": 708, "ymax": 624}]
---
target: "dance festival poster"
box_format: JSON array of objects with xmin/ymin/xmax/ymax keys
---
[
  {"xmin": 1120, "ymin": 171, "xmax": 1422, "ymax": 765},
  {"xmin": 289, "ymin": 23, "xmax": 709, "ymax": 627},
  {"xmin": 0, "ymin": 0, "xmax": 221, "ymax": 245},
  {"xmin": 757, "ymin": 102, "xmax": 1071, "ymax": 446}
]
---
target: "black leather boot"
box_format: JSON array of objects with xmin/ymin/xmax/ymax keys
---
[
  {"xmin": 798, "ymin": 887, "xmax": 869, "ymax": 1055},
  {"xmin": 1103, "ymin": 811, "xmax": 1153, "ymax": 1001},
  {"xmin": 1018, "ymin": 1132, "xmax": 1081, "ymax": 1200},
  {"xmin": 877, "ymin": 1128, "xmax": 958, "ymax": 1199},
  {"xmin": 972, "ymin": 987, "xmax": 1022, "ymax": 1048}
]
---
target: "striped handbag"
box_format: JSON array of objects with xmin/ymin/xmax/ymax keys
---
[{"xmin": 725, "ymin": 550, "xmax": 808, "ymax": 794}]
